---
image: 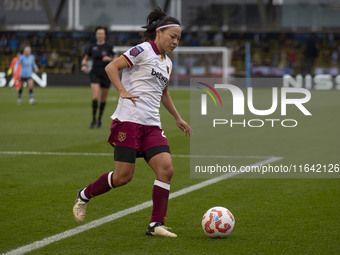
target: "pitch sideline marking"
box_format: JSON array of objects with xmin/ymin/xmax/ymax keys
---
[
  {"xmin": 0, "ymin": 151, "xmax": 272, "ymax": 159},
  {"xmin": 1, "ymin": 156, "xmax": 283, "ymax": 255}
]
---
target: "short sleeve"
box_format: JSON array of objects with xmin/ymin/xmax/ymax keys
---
[{"xmin": 121, "ymin": 44, "xmax": 146, "ymax": 67}]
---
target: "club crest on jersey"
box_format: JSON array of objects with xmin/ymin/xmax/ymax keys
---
[
  {"xmin": 118, "ymin": 132, "xmax": 127, "ymax": 142},
  {"xmin": 151, "ymin": 68, "xmax": 168, "ymax": 84},
  {"xmin": 130, "ymin": 46, "xmax": 144, "ymax": 57}
]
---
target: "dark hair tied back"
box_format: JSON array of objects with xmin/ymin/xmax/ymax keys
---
[
  {"xmin": 95, "ymin": 26, "xmax": 107, "ymax": 36},
  {"xmin": 141, "ymin": 6, "xmax": 180, "ymax": 42}
]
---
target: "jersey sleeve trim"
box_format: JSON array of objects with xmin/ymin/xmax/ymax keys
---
[{"xmin": 121, "ymin": 54, "xmax": 133, "ymax": 67}]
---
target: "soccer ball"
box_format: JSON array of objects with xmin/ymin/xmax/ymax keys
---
[{"xmin": 202, "ymin": 206, "xmax": 235, "ymax": 238}]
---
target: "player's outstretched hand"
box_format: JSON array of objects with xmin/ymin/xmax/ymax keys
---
[
  {"xmin": 176, "ymin": 118, "xmax": 192, "ymax": 137},
  {"xmin": 120, "ymin": 91, "xmax": 140, "ymax": 106}
]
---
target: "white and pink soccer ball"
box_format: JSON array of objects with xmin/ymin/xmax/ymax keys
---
[{"xmin": 202, "ymin": 206, "xmax": 235, "ymax": 238}]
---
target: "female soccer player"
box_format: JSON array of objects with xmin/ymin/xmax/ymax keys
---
[
  {"xmin": 14, "ymin": 46, "xmax": 39, "ymax": 105},
  {"xmin": 81, "ymin": 26, "xmax": 116, "ymax": 128},
  {"xmin": 73, "ymin": 7, "xmax": 191, "ymax": 237}
]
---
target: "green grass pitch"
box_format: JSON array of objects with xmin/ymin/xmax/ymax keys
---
[{"xmin": 0, "ymin": 86, "xmax": 339, "ymax": 254}]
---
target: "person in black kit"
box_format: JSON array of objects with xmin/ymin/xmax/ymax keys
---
[{"xmin": 81, "ymin": 26, "xmax": 117, "ymax": 128}]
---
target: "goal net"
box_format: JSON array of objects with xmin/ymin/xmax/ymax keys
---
[{"xmin": 114, "ymin": 46, "xmax": 232, "ymax": 87}]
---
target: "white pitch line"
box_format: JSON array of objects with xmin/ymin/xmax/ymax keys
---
[
  {"xmin": 0, "ymin": 151, "xmax": 271, "ymax": 159},
  {"xmin": 1, "ymin": 156, "xmax": 282, "ymax": 255},
  {"xmin": 0, "ymin": 151, "xmax": 113, "ymax": 157}
]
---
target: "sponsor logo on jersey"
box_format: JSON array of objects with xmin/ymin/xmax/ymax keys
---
[
  {"xmin": 102, "ymin": 51, "xmax": 107, "ymax": 56},
  {"xmin": 130, "ymin": 46, "xmax": 144, "ymax": 57},
  {"xmin": 151, "ymin": 68, "xmax": 168, "ymax": 84}
]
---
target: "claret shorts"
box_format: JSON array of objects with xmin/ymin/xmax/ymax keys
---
[{"xmin": 108, "ymin": 119, "xmax": 170, "ymax": 163}]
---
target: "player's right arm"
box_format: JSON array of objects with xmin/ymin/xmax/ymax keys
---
[
  {"xmin": 81, "ymin": 55, "xmax": 89, "ymax": 72},
  {"xmin": 14, "ymin": 56, "xmax": 23, "ymax": 73},
  {"xmin": 105, "ymin": 56, "xmax": 139, "ymax": 106}
]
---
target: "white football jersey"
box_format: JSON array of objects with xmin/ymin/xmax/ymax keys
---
[{"xmin": 111, "ymin": 41, "xmax": 172, "ymax": 128}]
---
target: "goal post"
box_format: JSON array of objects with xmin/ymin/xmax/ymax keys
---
[{"xmin": 114, "ymin": 46, "xmax": 232, "ymax": 87}]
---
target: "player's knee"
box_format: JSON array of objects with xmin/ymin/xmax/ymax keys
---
[
  {"xmin": 112, "ymin": 172, "xmax": 133, "ymax": 187},
  {"xmin": 167, "ymin": 165, "xmax": 174, "ymax": 179},
  {"xmin": 161, "ymin": 164, "xmax": 174, "ymax": 182}
]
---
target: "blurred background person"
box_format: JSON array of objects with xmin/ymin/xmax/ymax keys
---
[
  {"xmin": 81, "ymin": 26, "xmax": 117, "ymax": 129},
  {"xmin": 14, "ymin": 46, "xmax": 39, "ymax": 105},
  {"xmin": 7, "ymin": 51, "xmax": 22, "ymax": 91}
]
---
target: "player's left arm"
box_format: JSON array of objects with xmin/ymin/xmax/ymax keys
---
[
  {"xmin": 32, "ymin": 55, "xmax": 39, "ymax": 73},
  {"xmin": 161, "ymin": 85, "xmax": 192, "ymax": 136},
  {"xmin": 103, "ymin": 46, "xmax": 117, "ymax": 62},
  {"xmin": 102, "ymin": 55, "xmax": 114, "ymax": 62}
]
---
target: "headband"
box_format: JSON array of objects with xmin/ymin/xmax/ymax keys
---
[{"xmin": 156, "ymin": 24, "xmax": 181, "ymax": 31}]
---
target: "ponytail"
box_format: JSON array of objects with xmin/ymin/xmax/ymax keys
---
[{"xmin": 141, "ymin": 6, "xmax": 181, "ymax": 42}]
